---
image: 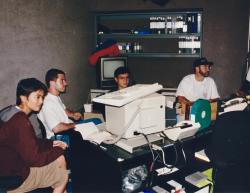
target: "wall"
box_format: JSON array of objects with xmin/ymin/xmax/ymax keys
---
[
  {"xmin": 88, "ymin": 0, "xmax": 250, "ymax": 98},
  {"xmin": 0, "ymin": 0, "xmax": 249, "ymax": 110},
  {"xmin": 0, "ymin": 0, "xmax": 95, "ymax": 110}
]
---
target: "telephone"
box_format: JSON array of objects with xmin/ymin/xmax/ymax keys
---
[
  {"xmin": 222, "ymin": 97, "xmax": 245, "ymax": 108},
  {"xmin": 163, "ymin": 120, "xmax": 200, "ymax": 141},
  {"xmin": 175, "ymin": 120, "xmax": 199, "ymax": 129},
  {"xmin": 220, "ymin": 97, "xmax": 248, "ymax": 114}
]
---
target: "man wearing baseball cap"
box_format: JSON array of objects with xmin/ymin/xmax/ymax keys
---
[{"xmin": 176, "ymin": 57, "xmax": 220, "ymax": 106}]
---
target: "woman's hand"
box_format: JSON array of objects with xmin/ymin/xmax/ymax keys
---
[{"xmin": 53, "ymin": 140, "xmax": 68, "ymax": 150}]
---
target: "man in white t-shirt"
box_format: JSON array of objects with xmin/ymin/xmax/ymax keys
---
[
  {"xmin": 38, "ymin": 68, "xmax": 82, "ymax": 139},
  {"xmin": 176, "ymin": 57, "xmax": 220, "ymax": 106}
]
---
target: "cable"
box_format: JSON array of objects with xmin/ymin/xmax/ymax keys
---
[
  {"xmin": 160, "ymin": 131, "xmax": 168, "ymax": 144},
  {"xmin": 170, "ymin": 142, "xmax": 179, "ymax": 168},
  {"xmin": 178, "ymin": 141, "xmax": 187, "ymax": 164},
  {"xmin": 138, "ymin": 133, "xmax": 161, "ymax": 189},
  {"xmin": 103, "ymin": 102, "xmax": 143, "ymax": 144},
  {"xmin": 160, "ymin": 131, "xmax": 168, "ymax": 138},
  {"xmin": 151, "ymin": 144, "xmax": 174, "ymax": 169},
  {"xmin": 147, "ymin": 152, "xmax": 160, "ymax": 188},
  {"xmin": 123, "ymin": 131, "xmax": 158, "ymax": 188},
  {"xmin": 142, "ymin": 133, "xmax": 155, "ymax": 162},
  {"xmin": 181, "ymin": 148, "xmax": 187, "ymax": 164}
]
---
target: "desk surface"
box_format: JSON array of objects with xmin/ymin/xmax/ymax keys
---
[
  {"xmin": 101, "ymin": 129, "xmax": 211, "ymax": 160},
  {"xmin": 70, "ymin": 129, "xmax": 212, "ymax": 192}
]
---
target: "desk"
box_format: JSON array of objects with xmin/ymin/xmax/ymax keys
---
[{"xmin": 69, "ymin": 130, "xmax": 212, "ymax": 193}]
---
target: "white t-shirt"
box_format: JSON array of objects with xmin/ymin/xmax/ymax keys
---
[
  {"xmin": 176, "ymin": 74, "xmax": 220, "ymax": 102},
  {"xmin": 38, "ymin": 93, "xmax": 73, "ymax": 139}
]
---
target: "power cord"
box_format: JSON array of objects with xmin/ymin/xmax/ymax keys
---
[
  {"xmin": 151, "ymin": 144, "xmax": 174, "ymax": 168},
  {"xmin": 141, "ymin": 133, "xmax": 155, "ymax": 162},
  {"xmin": 133, "ymin": 132, "xmax": 158, "ymax": 189},
  {"xmin": 178, "ymin": 141, "xmax": 187, "ymax": 164},
  {"xmin": 170, "ymin": 142, "xmax": 179, "ymax": 168},
  {"xmin": 147, "ymin": 152, "xmax": 160, "ymax": 188},
  {"xmin": 152, "ymin": 133, "xmax": 179, "ymax": 169},
  {"xmin": 103, "ymin": 102, "xmax": 143, "ymax": 144}
]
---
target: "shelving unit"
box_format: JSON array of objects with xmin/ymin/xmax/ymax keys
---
[{"xmin": 94, "ymin": 9, "xmax": 203, "ymax": 58}]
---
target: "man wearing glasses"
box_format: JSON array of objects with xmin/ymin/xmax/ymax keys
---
[{"xmin": 176, "ymin": 57, "xmax": 220, "ymax": 106}]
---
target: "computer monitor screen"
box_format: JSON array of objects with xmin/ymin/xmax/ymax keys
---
[
  {"xmin": 103, "ymin": 60, "xmax": 125, "ymax": 79},
  {"xmin": 97, "ymin": 57, "xmax": 127, "ymax": 89}
]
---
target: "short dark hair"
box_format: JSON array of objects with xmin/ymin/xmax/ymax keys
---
[
  {"xmin": 16, "ymin": 78, "xmax": 47, "ymax": 105},
  {"xmin": 45, "ymin": 68, "xmax": 65, "ymax": 87},
  {"xmin": 114, "ymin": 67, "xmax": 130, "ymax": 78}
]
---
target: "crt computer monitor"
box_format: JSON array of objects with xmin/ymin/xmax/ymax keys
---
[
  {"xmin": 97, "ymin": 56, "xmax": 127, "ymax": 89},
  {"xmin": 92, "ymin": 83, "xmax": 165, "ymax": 139},
  {"xmin": 105, "ymin": 93, "xmax": 165, "ymax": 139}
]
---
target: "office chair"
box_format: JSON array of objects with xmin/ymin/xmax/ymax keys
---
[{"xmin": 206, "ymin": 110, "xmax": 250, "ymax": 192}]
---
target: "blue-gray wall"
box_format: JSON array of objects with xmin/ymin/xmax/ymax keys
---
[
  {"xmin": 0, "ymin": 0, "xmax": 249, "ymax": 110},
  {"xmin": 0, "ymin": 0, "xmax": 95, "ymax": 110}
]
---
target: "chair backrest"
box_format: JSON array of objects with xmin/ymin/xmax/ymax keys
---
[
  {"xmin": 37, "ymin": 118, "xmax": 47, "ymax": 139},
  {"xmin": 206, "ymin": 110, "xmax": 250, "ymax": 165}
]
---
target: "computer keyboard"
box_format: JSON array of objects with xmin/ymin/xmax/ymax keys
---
[{"xmin": 92, "ymin": 83, "xmax": 163, "ymax": 107}]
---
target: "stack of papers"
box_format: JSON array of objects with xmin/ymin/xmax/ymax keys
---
[{"xmin": 75, "ymin": 122, "xmax": 113, "ymax": 144}]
